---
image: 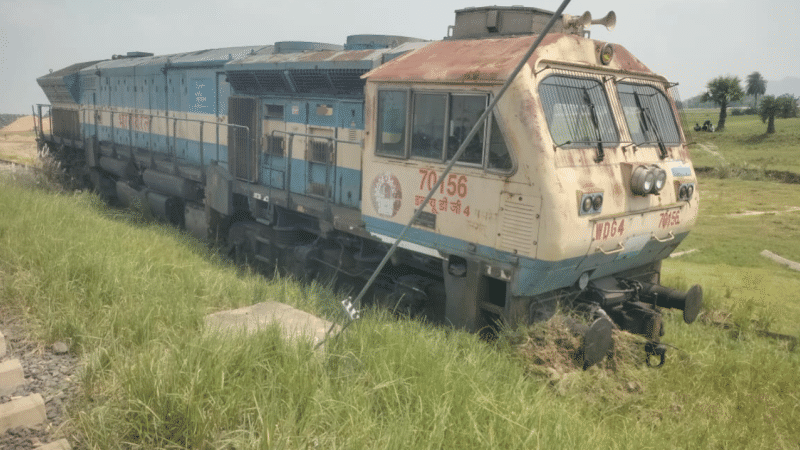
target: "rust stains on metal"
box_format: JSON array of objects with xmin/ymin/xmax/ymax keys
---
[
  {"xmin": 602, "ymin": 43, "xmax": 652, "ymax": 74},
  {"xmin": 365, "ymin": 33, "xmax": 655, "ymax": 86},
  {"xmin": 365, "ymin": 36, "xmax": 539, "ymax": 83}
]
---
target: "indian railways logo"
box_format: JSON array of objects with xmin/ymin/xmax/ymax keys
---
[{"xmin": 371, "ymin": 172, "xmax": 402, "ymax": 218}]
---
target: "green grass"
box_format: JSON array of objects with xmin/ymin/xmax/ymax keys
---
[
  {"xmin": 661, "ymin": 177, "xmax": 800, "ymax": 336},
  {"xmin": 1, "ymin": 167, "xmax": 800, "ymax": 448},
  {"xmin": 684, "ymin": 109, "xmax": 800, "ymax": 174}
]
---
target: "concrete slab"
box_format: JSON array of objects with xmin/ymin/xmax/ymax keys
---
[
  {"xmin": 0, "ymin": 393, "xmax": 46, "ymax": 434},
  {"xmin": 0, "ymin": 359, "xmax": 25, "ymax": 396},
  {"xmin": 38, "ymin": 438, "xmax": 72, "ymax": 450},
  {"xmin": 761, "ymin": 250, "xmax": 800, "ymax": 272},
  {"xmin": 205, "ymin": 301, "xmax": 339, "ymax": 346}
]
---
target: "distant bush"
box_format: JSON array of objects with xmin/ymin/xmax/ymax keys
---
[{"xmin": 731, "ymin": 107, "xmax": 757, "ymax": 116}]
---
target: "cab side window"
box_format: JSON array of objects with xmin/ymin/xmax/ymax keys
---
[
  {"xmin": 487, "ymin": 115, "xmax": 512, "ymax": 170},
  {"xmin": 447, "ymin": 95, "xmax": 486, "ymax": 165},
  {"xmin": 375, "ymin": 89, "xmax": 514, "ymax": 173},
  {"xmin": 376, "ymin": 90, "xmax": 407, "ymax": 157},
  {"xmin": 411, "ymin": 93, "xmax": 446, "ymax": 159}
]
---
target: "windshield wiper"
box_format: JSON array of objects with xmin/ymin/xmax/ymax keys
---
[
  {"xmin": 582, "ymin": 88, "xmax": 605, "ymax": 163},
  {"xmin": 634, "ymin": 91, "xmax": 668, "ymax": 159}
]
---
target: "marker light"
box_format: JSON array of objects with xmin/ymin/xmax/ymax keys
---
[
  {"xmin": 582, "ymin": 196, "xmax": 593, "ymax": 212},
  {"xmin": 579, "ymin": 193, "xmax": 603, "ymax": 215},
  {"xmin": 678, "ymin": 182, "xmax": 695, "ymax": 201},
  {"xmin": 592, "ymin": 194, "xmax": 603, "ymax": 210}
]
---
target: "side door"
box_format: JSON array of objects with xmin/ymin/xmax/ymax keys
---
[
  {"xmin": 227, "ymin": 96, "xmax": 260, "ymax": 182},
  {"xmin": 306, "ymin": 101, "xmax": 336, "ymax": 201},
  {"xmin": 262, "ymin": 101, "xmax": 288, "ymax": 190}
]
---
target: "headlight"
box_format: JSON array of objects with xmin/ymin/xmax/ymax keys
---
[
  {"xmin": 653, "ymin": 167, "xmax": 667, "ymax": 192},
  {"xmin": 631, "ymin": 165, "xmax": 668, "ymax": 196},
  {"xmin": 631, "ymin": 165, "xmax": 653, "ymax": 196}
]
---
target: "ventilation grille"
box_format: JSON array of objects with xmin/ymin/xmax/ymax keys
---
[
  {"xmin": 499, "ymin": 197, "xmax": 539, "ymax": 255},
  {"xmin": 309, "ymin": 140, "xmax": 332, "ymax": 163},
  {"xmin": 227, "ymin": 69, "xmax": 368, "ymax": 95}
]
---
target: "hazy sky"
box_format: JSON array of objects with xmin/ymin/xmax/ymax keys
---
[{"xmin": 1, "ymin": 0, "xmax": 797, "ymax": 114}]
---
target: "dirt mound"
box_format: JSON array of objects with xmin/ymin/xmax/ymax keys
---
[
  {"xmin": 512, "ymin": 314, "xmax": 644, "ymax": 377},
  {"xmin": 0, "ymin": 116, "xmax": 50, "ymax": 133}
]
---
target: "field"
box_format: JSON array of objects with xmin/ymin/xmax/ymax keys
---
[
  {"xmin": 1, "ymin": 113, "xmax": 799, "ymax": 448},
  {"xmin": 684, "ymin": 109, "xmax": 800, "ymax": 174}
]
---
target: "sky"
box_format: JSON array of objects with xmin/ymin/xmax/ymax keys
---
[{"xmin": 1, "ymin": 0, "xmax": 798, "ymax": 114}]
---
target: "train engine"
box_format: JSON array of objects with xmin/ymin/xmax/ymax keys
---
[
  {"xmin": 359, "ymin": 6, "xmax": 702, "ymax": 364},
  {"xmin": 35, "ymin": 5, "xmax": 702, "ymax": 366}
]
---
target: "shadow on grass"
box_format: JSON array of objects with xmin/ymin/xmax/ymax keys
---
[{"xmin": 744, "ymin": 133, "xmax": 771, "ymax": 145}]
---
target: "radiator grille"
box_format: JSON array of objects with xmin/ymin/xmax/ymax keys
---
[{"xmin": 227, "ymin": 69, "xmax": 367, "ymax": 95}]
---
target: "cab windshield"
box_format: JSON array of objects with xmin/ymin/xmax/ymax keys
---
[
  {"xmin": 539, "ymin": 75, "xmax": 619, "ymax": 149},
  {"xmin": 617, "ymin": 82, "xmax": 681, "ymax": 146}
]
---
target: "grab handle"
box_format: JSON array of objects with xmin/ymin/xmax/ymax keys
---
[
  {"xmin": 596, "ymin": 242, "xmax": 625, "ymax": 255},
  {"xmin": 652, "ymin": 231, "xmax": 675, "ymax": 243}
]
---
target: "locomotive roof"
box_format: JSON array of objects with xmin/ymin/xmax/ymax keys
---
[
  {"xmin": 225, "ymin": 41, "xmax": 428, "ymax": 72},
  {"xmin": 363, "ymin": 33, "xmax": 655, "ymax": 85},
  {"xmin": 77, "ymin": 45, "xmax": 269, "ymax": 74}
]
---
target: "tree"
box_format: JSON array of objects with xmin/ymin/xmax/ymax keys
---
[
  {"xmin": 758, "ymin": 95, "xmax": 780, "ymax": 134},
  {"xmin": 778, "ymin": 94, "xmax": 799, "ymax": 118},
  {"xmin": 701, "ymin": 76, "xmax": 745, "ymax": 131},
  {"xmin": 746, "ymin": 72, "xmax": 767, "ymax": 108},
  {"xmin": 758, "ymin": 94, "xmax": 798, "ymax": 134}
]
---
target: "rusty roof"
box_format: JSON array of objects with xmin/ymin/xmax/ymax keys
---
[{"xmin": 363, "ymin": 34, "xmax": 654, "ymax": 84}]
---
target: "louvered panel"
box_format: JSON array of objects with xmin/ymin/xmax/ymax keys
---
[{"xmin": 499, "ymin": 195, "xmax": 540, "ymax": 256}]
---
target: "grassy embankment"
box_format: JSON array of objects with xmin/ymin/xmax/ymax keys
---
[{"xmin": 0, "ymin": 112, "xmax": 798, "ymax": 448}]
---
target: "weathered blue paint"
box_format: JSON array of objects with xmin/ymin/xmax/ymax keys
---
[
  {"xmin": 83, "ymin": 122, "xmax": 229, "ymax": 168},
  {"xmin": 260, "ymin": 154, "xmax": 362, "ymax": 209},
  {"xmin": 362, "ymin": 214, "xmax": 688, "ymax": 297}
]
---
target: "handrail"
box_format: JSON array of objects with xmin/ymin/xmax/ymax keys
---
[
  {"xmin": 34, "ymin": 104, "xmax": 53, "ymax": 140},
  {"xmin": 270, "ymin": 129, "xmax": 362, "ymax": 146},
  {"xmin": 268, "ymin": 130, "xmax": 363, "ymax": 210},
  {"xmin": 78, "ymin": 106, "xmax": 250, "ymax": 181}
]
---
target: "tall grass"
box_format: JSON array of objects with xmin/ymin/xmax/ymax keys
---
[{"xmin": 1, "ymin": 172, "xmax": 799, "ymax": 449}]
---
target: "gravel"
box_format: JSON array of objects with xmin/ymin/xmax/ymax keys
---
[{"xmin": 1, "ymin": 311, "xmax": 80, "ymax": 449}]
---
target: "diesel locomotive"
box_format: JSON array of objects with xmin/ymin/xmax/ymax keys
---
[{"xmin": 36, "ymin": 5, "xmax": 702, "ymax": 364}]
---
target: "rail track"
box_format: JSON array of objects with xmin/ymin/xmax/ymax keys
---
[{"xmin": 0, "ymin": 157, "xmax": 36, "ymax": 171}]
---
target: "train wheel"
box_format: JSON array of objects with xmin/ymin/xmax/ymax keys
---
[{"xmin": 227, "ymin": 221, "xmax": 257, "ymax": 267}]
